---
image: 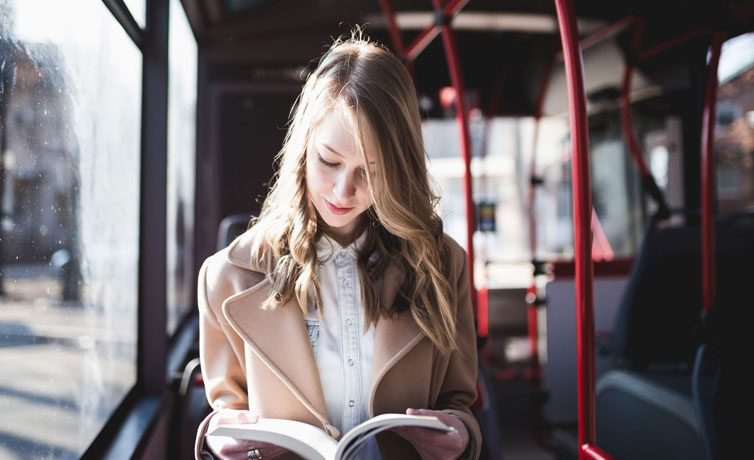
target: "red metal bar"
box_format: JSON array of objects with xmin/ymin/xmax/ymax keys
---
[
  {"xmin": 637, "ymin": 26, "xmax": 709, "ymax": 61},
  {"xmin": 553, "ymin": 1, "xmax": 608, "ymax": 460},
  {"xmin": 591, "ymin": 209, "xmax": 615, "ymax": 262},
  {"xmin": 620, "ymin": 20, "xmax": 671, "ymax": 218},
  {"xmin": 405, "ymin": 23, "xmax": 443, "ymax": 62},
  {"xmin": 555, "ymin": 15, "xmax": 637, "ymax": 62},
  {"xmin": 528, "ymin": 54, "xmax": 555, "ymax": 255},
  {"xmin": 701, "ymin": 32, "xmax": 725, "ymax": 313},
  {"xmin": 377, "ymin": 0, "xmax": 405, "ymax": 59},
  {"xmin": 551, "ymin": 258, "xmax": 634, "ymax": 278},
  {"xmin": 443, "ymin": 0, "xmax": 469, "ymax": 16},
  {"xmin": 377, "ymin": 0, "xmax": 418, "ymax": 83},
  {"xmin": 403, "ymin": 0, "xmax": 470, "ymax": 63},
  {"xmin": 524, "ymin": 54, "xmax": 554, "ymax": 386},
  {"xmin": 582, "ymin": 444, "xmax": 615, "ymax": 460},
  {"xmin": 477, "ymin": 285, "xmax": 489, "ymax": 336},
  {"xmin": 620, "ymin": 66, "xmax": 651, "ymax": 176},
  {"xmin": 526, "ymin": 283, "xmax": 539, "ymax": 360},
  {"xmin": 432, "ymin": 0, "xmax": 477, "ymax": 315}
]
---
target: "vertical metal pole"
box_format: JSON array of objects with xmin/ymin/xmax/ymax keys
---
[
  {"xmin": 377, "ymin": 0, "xmax": 405, "ymax": 59},
  {"xmin": 553, "ymin": 1, "xmax": 599, "ymax": 458},
  {"xmin": 376, "ymin": 1, "xmax": 417, "ymax": 87},
  {"xmin": 620, "ymin": 19, "xmax": 671, "ymax": 219},
  {"xmin": 527, "ymin": 55, "xmax": 554, "ymax": 370},
  {"xmin": 432, "ymin": 0, "xmax": 477, "ymax": 314},
  {"xmin": 139, "ymin": 0, "xmax": 169, "ymax": 394},
  {"xmin": 701, "ymin": 32, "xmax": 724, "ymax": 314}
]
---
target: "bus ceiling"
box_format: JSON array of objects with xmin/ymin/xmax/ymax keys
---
[{"xmin": 182, "ymin": 0, "xmax": 754, "ymax": 118}]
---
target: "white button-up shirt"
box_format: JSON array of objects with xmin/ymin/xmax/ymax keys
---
[{"xmin": 305, "ymin": 231, "xmax": 381, "ymax": 460}]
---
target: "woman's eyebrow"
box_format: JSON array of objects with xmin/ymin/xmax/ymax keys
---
[{"xmin": 322, "ymin": 143, "xmax": 376, "ymax": 165}]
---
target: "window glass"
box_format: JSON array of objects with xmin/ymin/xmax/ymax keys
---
[
  {"xmin": 425, "ymin": 115, "xmax": 568, "ymax": 288},
  {"xmin": 123, "ymin": 0, "xmax": 145, "ymax": 28},
  {"xmin": 425, "ymin": 109, "xmax": 662, "ymax": 287},
  {"xmin": 716, "ymin": 32, "xmax": 754, "ymax": 213},
  {"xmin": 166, "ymin": 0, "xmax": 197, "ymax": 334},
  {"xmin": 0, "ymin": 1, "xmax": 141, "ymax": 457}
]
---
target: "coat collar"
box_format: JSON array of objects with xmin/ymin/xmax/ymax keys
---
[
  {"xmin": 314, "ymin": 230, "xmax": 369, "ymax": 267},
  {"xmin": 221, "ymin": 229, "xmax": 423, "ymax": 435}
]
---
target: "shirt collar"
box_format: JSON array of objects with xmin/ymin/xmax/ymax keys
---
[{"xmin": 315, "ymin": 230, "xmax": 369, "ymax": 266}]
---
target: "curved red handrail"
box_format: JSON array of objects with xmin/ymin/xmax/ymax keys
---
[
  {"xmin": 619, "ymin": 66, "xmax": 650, "ymax": 177},
  {"xmin": 553, "ymin": 1, "xmax": 610, "ymax": 459},
  {"xmin": 701, "ymin": 32, "xmax": 725, "ymax": 313}
]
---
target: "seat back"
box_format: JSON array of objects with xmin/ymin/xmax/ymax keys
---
[
  {"xmin": 217, "ymin": 213, "xmax": 254, "ymax": 251},
  {"xmin": 609, "ymin": 210, "xmax": 754, "ymax": 369}
]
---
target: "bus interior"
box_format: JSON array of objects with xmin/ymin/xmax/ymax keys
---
[{"xmin": 0, "ymin": 0, "xmax": 753, "ymax": 459}]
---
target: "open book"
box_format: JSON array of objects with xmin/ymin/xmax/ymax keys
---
[{"xmin": 207, "ymin": 413, "xmax": 451, "ymax": 460}]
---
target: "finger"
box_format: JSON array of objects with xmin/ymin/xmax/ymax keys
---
[
  {"xmin": 215, "ymin": 409, "xmax": 258, "ymax": 426},
  {"xmin": 407, "ymin": 408, "xmax": 455, "ymax": 425},
  {"xmin": 394, "ymin": 425, "xmax": 464, "ymax": 452}
]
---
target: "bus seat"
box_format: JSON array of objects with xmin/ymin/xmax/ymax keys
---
[
  {"xmin": 595, "ymin": 210, "xmax": 753, "ymax": 460},
  {"xmin": 596, "ymin": 369, "xmax": 708, "ymax": 460},
  {"xmin": 175, "ymin": 214, "xmax": 254, "ymax": 458},
  {"xmin": 217, "ymin": 213, "xmax": 254, "ymax": 251},
  {"xmin": 606, "ymin": 210, "xmax": 753, "ymax": 370},
  {"xmin": 606, "ymin": 213, "xmax": 703, "ymax": 369}
]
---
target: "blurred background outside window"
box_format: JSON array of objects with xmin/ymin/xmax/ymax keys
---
[{"xmin": 0, "ymin": 1, "xmax": 141, "ymax": 458}]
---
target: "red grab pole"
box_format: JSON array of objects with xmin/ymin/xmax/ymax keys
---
[
  {"xmin": 620, "ymin": 66, "xmax": 650, "ymax": 177},
  {"xmin": 376, "ymin": 0, "xmax": 405, "ymax": 59},
  {"xmin": 581, "ymin": 444, "xmax": 615, "ymax": 460},
  {"xmin": 378, "ymin": 0, "xmax": 477, "ymax": 318},
  {"xmin": 432, "ymin": 0, "xmax": 477, "ymax": 313},
  {"xmin": 701, "ymin": 31, "xmax": 725, "ymax": 313},
  {"xmin": 403, "ymin": 0, "xmax": 470, "ymax": 63},
  {"xmin": 553, "ymin": 0, "xmax": 612, "ymax": 459}
]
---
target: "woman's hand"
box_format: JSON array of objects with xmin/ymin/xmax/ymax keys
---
[
  {"xmin": 390, "ymin": 408, "xmax": 470, "ymax": 460},
  {"xmin": 204, "ymin": 409, "xmax": 289, "ymax": 460}
]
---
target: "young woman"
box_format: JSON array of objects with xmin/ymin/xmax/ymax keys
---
[{"xmin": 195, "ymin": 32, "xmax": 481, "ymax": 460}]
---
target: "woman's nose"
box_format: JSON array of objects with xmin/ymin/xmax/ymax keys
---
[{"xmin": 333, "ymin": 171, "xmax": 356, "ymax": 200}]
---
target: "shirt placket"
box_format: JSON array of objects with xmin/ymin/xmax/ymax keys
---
[{"xmin": 335, "ymin": 249, "xmax": 361, "ymax": 439}]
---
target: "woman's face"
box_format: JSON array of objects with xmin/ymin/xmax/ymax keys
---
[{"xmin": 306, "ymin": 109, "xmax": 375, "ymax": 244}]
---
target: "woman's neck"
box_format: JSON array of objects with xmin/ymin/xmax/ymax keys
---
[{"xmin": 319, "ymin": 214, "xmax": 367, "ymax": 247}]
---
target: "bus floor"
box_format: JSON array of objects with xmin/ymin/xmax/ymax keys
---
[{"xmin": 493, "ymin": 377, "xmax": 556, "ymax": 460}]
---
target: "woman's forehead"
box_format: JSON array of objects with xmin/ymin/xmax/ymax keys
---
[{"xmin": 313, "ymin": 109, "xmax": 377, "ymax": 164}]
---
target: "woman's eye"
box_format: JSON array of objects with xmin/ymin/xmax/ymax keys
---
[{"xmin": 318, "ymin": 155, "xmax": 338, "ymax": 168}]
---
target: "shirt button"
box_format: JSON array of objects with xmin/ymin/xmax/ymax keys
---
[
  {"xmin": 348, "ymin": 400, "xmax": 355, "ymax": 407},
  {"xmin": 345, "ymin": 318, "xmax": 353, "ymax": 326},
  {"xmin": 341, "ymin": 278, "xmax": 349, "ymax": 286},
  {"xmin": 348, "ymin": 358, "xmax": 354, "ymax": 366}
]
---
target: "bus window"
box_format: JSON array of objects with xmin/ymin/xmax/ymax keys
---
[
  {"xmin": 166, "ymin": 0, "xmax": 197, "ymax": 335},
  {"xmin": 716, "ymin": 32, "xmax": 754, "ymax": 213},
  {"xmin": 0, "ymin": 1, "xmax": 142, "ymax": 458},
  {"xmin": 122, "ymin": 0, "xmax": 145, "ymax": 29}
]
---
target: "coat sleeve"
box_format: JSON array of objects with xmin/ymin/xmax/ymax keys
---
[
  {"xmin": 194, "ymin": 255, "xmax": 250, "ymax": 459},
  {"xmin": 436, "ymin": 244, "xmax": 483, "ymax": 460}
]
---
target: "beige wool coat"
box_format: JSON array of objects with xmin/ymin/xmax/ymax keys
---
[{"xmin": 194, "ymin": 228, "xmax": 482, "ymax": 460}]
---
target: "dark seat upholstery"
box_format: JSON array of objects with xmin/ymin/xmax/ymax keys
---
[
  {"xmin": 596, "ymin": 210, "xmax": 753, "ymax": 460},
  {"xmin": 176, "ymin": 214, "xmax": 255, "ymax": 458},
  {"xmin": 216, "ymin": 214, "xmax": 254, "ymax": 251}
]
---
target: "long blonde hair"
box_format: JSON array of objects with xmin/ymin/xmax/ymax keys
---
[{"xmin": 247, "ymin": 29, "xmax": 458, "ymax": 353}]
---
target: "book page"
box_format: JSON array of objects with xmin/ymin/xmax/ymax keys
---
[
  {"xmin": 209, "ymin": 419, "xmax": 338, "ymax": 460},
  {"xmin": 335, "ymin": 414, "xmax": 451, "ymax": 460}
]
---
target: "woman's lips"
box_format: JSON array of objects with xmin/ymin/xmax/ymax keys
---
[{"xmin": 325, "ymin": 199, "xmax": 353, "ymax": 215}]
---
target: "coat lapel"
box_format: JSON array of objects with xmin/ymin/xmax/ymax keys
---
[
  {"xmin": 222, "ymin": 230, "xmax": 426, "ymax": 429},
  {"xmin": 369, "ymin": 260, "xmax": 425, "ymax": 416},
  {"xmin": 221, "ymin": 233, "xmax": 334, "ymax": 435}
]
